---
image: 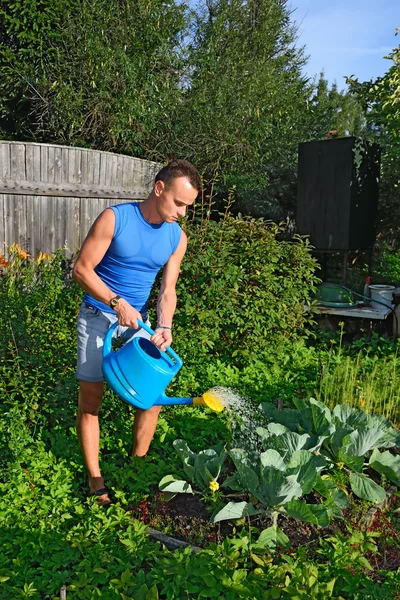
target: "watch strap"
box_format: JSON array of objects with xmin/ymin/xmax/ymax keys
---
[{"xmin": 109, "ymin": 295, "xmax": 121, "ymax": 309}]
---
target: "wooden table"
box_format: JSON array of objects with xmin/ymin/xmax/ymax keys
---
[
  {"xmin": 307, "ymin": 303, "xmax": 397, "ymax": 337},
  {"xmin": 313, "ymin": 303, "xmax": 393, "ymax": 321}
]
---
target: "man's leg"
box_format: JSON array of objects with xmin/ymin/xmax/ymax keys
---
[
  {"xmin": 76, "ymin": 380, "xmax": 111, "ymax": 505},
  {"xmin": 132, "ymin": 405, "xmax": 162, "ymax": 457}
]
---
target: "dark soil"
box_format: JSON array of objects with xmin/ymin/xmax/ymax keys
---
[{"xmin": 133, "ymin": 489, "xmax": 400, "ymax": 574}]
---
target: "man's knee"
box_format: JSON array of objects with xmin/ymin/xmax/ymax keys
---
[
  {"xmin": 135, "ymin": 405, "xmax": 162, "ymax": 419},
  {"xmin": 78, "ymin": 380, "xmax": 104, "ymax": 416}
]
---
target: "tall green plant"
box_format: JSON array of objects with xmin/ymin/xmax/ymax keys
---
[{"xmin": 167, "ymin": 212, "xmax": 320, "ymax": 367}]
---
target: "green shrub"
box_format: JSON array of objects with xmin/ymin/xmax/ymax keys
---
[
  {"xmin": 165, "ymin": 216, "xmax": 320, "ymax": 366},
  {"xmin": 374, "ymin": 241, "xmax": 400, "ymax": 285}
]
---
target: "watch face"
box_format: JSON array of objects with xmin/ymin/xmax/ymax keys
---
[{"xmin": 110, "ymin": 296, "xmax": 120, "ymax": 308}]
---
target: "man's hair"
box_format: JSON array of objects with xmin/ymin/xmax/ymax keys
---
[{"xmin": 155, "ymin": 159, "xmax": 202, "ymax": 192}]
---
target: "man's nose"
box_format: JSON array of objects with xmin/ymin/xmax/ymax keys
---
[{"xmin": 177, "ymin": 207, "xmax": 186, "ymax": 217}]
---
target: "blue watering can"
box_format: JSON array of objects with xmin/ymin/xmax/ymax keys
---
[{"xmin": 102, "ymin": 320, "xmax": 224, "ymax": 412}]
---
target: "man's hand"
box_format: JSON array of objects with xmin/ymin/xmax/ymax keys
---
[
  {"xmin": 114, "ymin": 298, "xmax": 142, "ymax": 328},
  {"xmin": 151, "ymin": 328, "xmax": 172, "ymax": 352}
]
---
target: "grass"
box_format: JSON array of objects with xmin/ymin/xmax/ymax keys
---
[{"xmin": 316, "ymin": 340, "xmax": 400, "ymax": 426}]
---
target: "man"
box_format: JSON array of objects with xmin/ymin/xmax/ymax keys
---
[{"xmin": 72, "ymin": 159, "xmax": 201, "ymax": 506}]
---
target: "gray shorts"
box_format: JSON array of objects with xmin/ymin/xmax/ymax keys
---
[{"xmin": 75, "ymin": 304, "xmax": 151, "ymax": 382}]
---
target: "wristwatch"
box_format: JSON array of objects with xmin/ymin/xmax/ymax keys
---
[{"xmin": 109, "ymin": 295, "xmax": 121, "ymax": 310}]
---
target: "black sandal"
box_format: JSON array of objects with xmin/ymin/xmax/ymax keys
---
[{"xmin": 90, "ymin": 487, "xmax": 112, "ymax": 508}]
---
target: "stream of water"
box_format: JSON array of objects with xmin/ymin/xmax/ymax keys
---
[{"xmin": 206, "ymin": 386, "xmax": 263, "ymax": 456}]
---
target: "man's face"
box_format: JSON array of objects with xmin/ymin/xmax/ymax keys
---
[{"xmin": 154, "ymin": 176, "xmax": 198, "ymax": 223}]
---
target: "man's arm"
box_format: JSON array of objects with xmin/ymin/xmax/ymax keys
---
[
  {"xmin": 150, "ymin": 231, "xmax": 187, "ymax": 351},
  {"xmin": 72, "ymin": 208, "xmax": 142, "ymax": 328}
]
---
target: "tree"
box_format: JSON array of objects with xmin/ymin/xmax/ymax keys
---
[
  {"xmin": 167, "ymin": 2, "xmax": 366, "ymax": 218},
  {"xmin": 167, "ymin": 0, "xmax": 314, "ymax": 217},
  {"xmin": 0, "ymin": 0, "xmax": 187, "ymax": 155},
  {"xmin": 347, "ymin": 32, "xmax": 400, "ymax": 242},
  {"xmin": 307, "ymin": 74, "xmax": 365, "ymax": 139}
]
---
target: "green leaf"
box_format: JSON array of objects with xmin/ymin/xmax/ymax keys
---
[
  {"xmin": 286, "ymin": 498, "xmax": 330, "ymax": 527},
  {"xmin": 369, "ymin": 448, "xmax": 400, "ymax": 486},
  {"xmin": 349, "ymin": 472, "xmax": 386, "ymax": 503},
  {"xmin": 333, "ymin": 404, "xmax": 368, "ymax": 429},
  {"xmin": 268, "ymin": 423, "xmax": 290, "ymax": 435},
  {"xmin": 364, "ymin": 412, "xmax": 394, "ymax": 431},
  {"xmin": 328, "ymin": 424, "xmax": 353, "ymax": 458},
  {"xmin": 260, "ymin": 431, "xmax": 310, "ymax": 461},
  {"xmin": 258, "ymin": 467, "xmax": 302, "ymax": 508},
  {"xmin": 372, "ymin": 427, "xmax": 400, "ymax": 448},
  {"xmin": 303, "ymin": 434, "xmax": 329, "ymax": 454},
  {"xmin": 260, "ymin": 403, "xmax": 305, "ymax": 432},
  {"xmin": 337, "ymin": 451, "xmax": 364, "ymax": 473},
  {"xmin": 292, "ymin": 398, "xmax": 314, "ymax": 433},
  {"xmin": 221, "ymin": 473, "xmax": 243, "ymax": 491},
  {"xmin": 212, "ymin": 501, "xmax": 259, "ymax": 523},
  {"xmin": 146, "ymin": 585, "xmax": 159, "ymax": 600},
  {"xmin": 258, "ymin": 526, "xmax": 290, "ymax": 550},
  {"xmin": 173, "ymin": 439, "xmax": 196, "ymax": 480},
  {"xmin": 315, "ymin": 475, "xmax": 349, "ymax": 515},
  {"xmin": 256, "ymin": 427, "xmax": 272, "ymax": 444},
  {"xmin": 286, "ymin": 450, "xmax": 326, "ymax": 494},
  {"xmin": 159, "ymin": 475, "xmax": 192, "ymax": 495},
  {"xmin": 260, "ymin": 449, "xmax": 286, "ymax": 471},
  {"xmin": 309, "ymin": 398, "xmax": 334, "ymax": 436},
  {"xmin": 342, "ymin": 427, "xmax": 386, "ymax": 458},
  {"xmin": 229, "ymin": 448, "xmax": 259, "ymax": 496},
  {"xmin": 323, "ymin": 492, "xmax": 348, "ymax": 520}
]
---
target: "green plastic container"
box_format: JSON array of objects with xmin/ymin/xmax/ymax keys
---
[{"xmin": 316, "ymin": 283, "xmax": 355, "ymax": 307}]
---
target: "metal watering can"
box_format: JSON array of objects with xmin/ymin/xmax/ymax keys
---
[{"xmin": 102, "ymin": 320, "xmax": 224, "ymax": 412}]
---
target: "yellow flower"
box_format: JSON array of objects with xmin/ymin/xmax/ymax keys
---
[
  {"xmin": 12, "ymin": 243, "xmax": 30, "ymax": 259},
  {"xmin": 35, "ymin": 251, "xmax": 52, "ymax": 264},
  {"xmin": 209, "ymin": 481, "xmax": 219, "ymax": 492},
  {"xmin": 337, "ymin": 462, "xmax": 345, "ymax": 470}
]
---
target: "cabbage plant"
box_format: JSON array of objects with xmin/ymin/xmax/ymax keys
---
[
  {"xmin": 159, "ymin": 439, "xmax": 227, "ymax": 499},
  {"xmin": 260, "ymin": 398, "xmax": 400, "ymax": 503},
  {"xmin": 212, "ymin": 444, "xmax": 344, "ymax": 550}
]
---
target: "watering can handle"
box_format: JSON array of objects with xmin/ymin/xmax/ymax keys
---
[
  {"xmin": 104, "ymin": 320, "xmax": 182, "ymax": 368},
  {"xmin": 137, "ymin": 320, "xmax": 182, "ymax": 368}
]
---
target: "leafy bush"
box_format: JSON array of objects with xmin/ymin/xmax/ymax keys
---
[
  {"xmin": 374, "ymin": 241, "xmax": 400, "ymax": 284},
  {"xmin": 169, "ymin": 216, "xmax": 320, "ymax": 367}
]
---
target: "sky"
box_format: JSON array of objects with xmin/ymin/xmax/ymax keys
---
[{"xmin": 288, "ymin": 0, "xmax": 399, "ymax": 89}]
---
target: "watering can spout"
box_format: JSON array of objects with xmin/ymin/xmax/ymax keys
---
[
  {"xmin": 154, "ymin": 393, "xmax": 193, "ymax": 407},
  {"xmin": 193, "ymin": 391, "xmax": 225, "ymax": 412},
  {"xmin": 153, "ymin": 392, "xmax": 224, "ymax": 412}
]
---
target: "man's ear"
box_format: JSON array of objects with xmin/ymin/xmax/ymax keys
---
[{"xmin": 154, "ymin": 180, "xmax": 165, "ymax": 196}]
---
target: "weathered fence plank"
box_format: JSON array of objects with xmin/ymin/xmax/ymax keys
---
[
  {"xmin": 0, "ymin": 143, "xmax": 10, "ymax": 178},
  {"xmin": 0, "ymin": 179, "xmax": 149, "ymax": 199},
  {"xmin": 11, "ymin": 144, "xmax": 26, "ymax": 180},
  {"xmin": 0, "ymin": 141, "xmax": 161, "ymax": 256}
]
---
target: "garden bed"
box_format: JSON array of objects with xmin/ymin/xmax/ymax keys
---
[{"xmin": 133, "ymin": 487, "xmax": 400, "ymax": 574}]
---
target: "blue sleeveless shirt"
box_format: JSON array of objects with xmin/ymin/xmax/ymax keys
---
[{"xmin": 82, "ymin": 202, "xmax": 182, "ymax": 314}]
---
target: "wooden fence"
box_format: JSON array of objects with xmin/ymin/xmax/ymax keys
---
[{"xmin": 0, "ymin": 141, "xmax": 161, "ymax": 256}]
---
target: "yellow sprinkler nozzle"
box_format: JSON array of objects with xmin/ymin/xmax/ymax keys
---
[{"xmin": 193, "ymin": 390, "xmax": 225, "ymax": 412}]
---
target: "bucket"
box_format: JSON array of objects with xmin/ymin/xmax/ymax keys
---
[{"xmin": 369, "ymin": 284, "xmax": 395, "ymax": 310}]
